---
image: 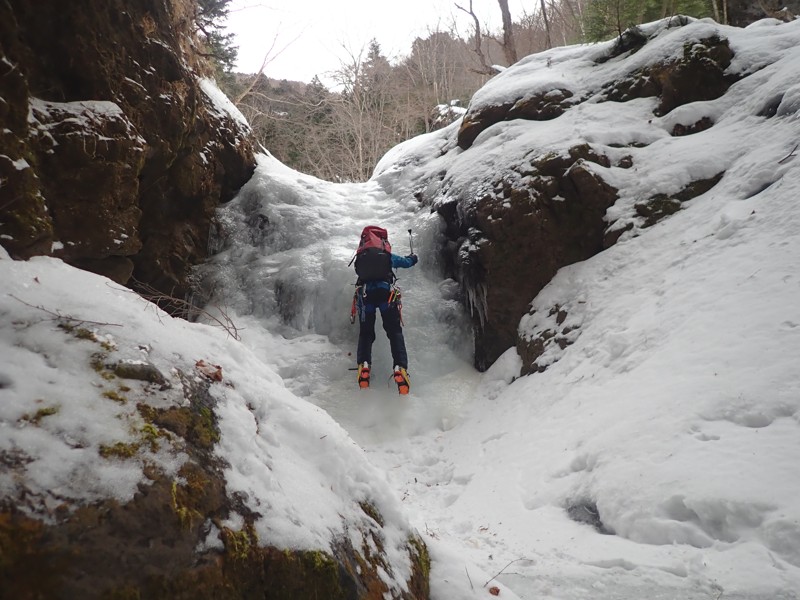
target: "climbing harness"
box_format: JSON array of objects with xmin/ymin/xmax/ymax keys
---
[{"xmin": 349, "ymin": 283, "xmax": 403, "ymax": 325}]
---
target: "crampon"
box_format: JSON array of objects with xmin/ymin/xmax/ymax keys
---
[
  {"xmin": 392, "ymin": 366, "xmax": 410, "ymax": 395},
  {"xmin": 357, "ymin": 362, "xmax": 370, "ymax": 389}
]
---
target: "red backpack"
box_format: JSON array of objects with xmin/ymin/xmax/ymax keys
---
[{"xmin": 354, "ymin": 226, "xmax": 394, "ymax": 283}]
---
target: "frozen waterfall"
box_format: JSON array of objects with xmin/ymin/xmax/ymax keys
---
[{"xmin": 195, "ymin": 154, "xmax": 477, "ymax": 440}]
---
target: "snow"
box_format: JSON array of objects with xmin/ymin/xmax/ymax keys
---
[
  {"xmin": 0, "ymin": 254, "xmax": 416, "ymax": 593},
  {"xmin": 4, "ymin": 15, "xmax": 800, "ymax": 600},
  {"xmin": 28, "ymin": 98, "xmax": 128, "ymax": 125},
  {"xmin": 28, "ymin": 98, "xmax": 146, "ymax": 146},
  {"xmin": 198, "ymin": 77, "xmax": 250, "ymax": 131}
]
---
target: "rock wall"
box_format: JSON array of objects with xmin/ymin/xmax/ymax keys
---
[
  {"xmin": 728, "ymin": 0, "xmax": 800, "ymax": 25},
  {"xmin": 0, "ymin": 0, "xmax": 255, "ymax": 296},
  {"xmin": 438, "ymin": 146, "xmax": 621, "ymax": 370},
  {"xmin": 433, "ymin": 25, "xmax": 735, "ymax": 371}
]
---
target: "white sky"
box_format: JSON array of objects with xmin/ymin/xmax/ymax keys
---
[{"xmin": 225, "ymin": 0, "xmax": 527, "ymax": 83}]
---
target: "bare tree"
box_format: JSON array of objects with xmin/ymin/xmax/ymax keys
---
[
  {"xmin": 233, "ymin": 33, "xmax": 281, "ymax": 105},
  {"xmin": 224, "ymin": 1, "xmax": 618, "ymax": 183},
  {"xmin": 399, "ymin": 27, "xmax": 487, "ymax": 130},
  {"xmin": 497, "ymin": 0, "xmax": 519, "ymax": 63},
  {"xmin": 539, "ymin": 0, "xmax": 553, "ymax": 49},
  {"xmin": 455, "ymin": 0, "xmax": 497, "ymax": 74},
  {"xmin": 711, "ymin": 0, "xmax": 723, "ymax": 22}
]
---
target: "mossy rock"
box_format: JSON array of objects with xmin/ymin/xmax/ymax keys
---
[
  {"xmin": 0, "ymin": 155, "xmax": 53, "ymax": 258},
  {"xmin": 595, "ymin": 25, "xmax": 649, "ymax": 64},
  {"xmin": 653, "ymin": 35, "xmax": 734, "ymax": 116},
  {"xmin": 635, "ymin": 172, "xmax": 724, "ymax": 227},
  {"xmin": 113, "ymin": 361, "xmax": 168, "ymax": 386},
  {"xmin": 635, "ymin": 194, "xmax": 683, "ymax": 227}
]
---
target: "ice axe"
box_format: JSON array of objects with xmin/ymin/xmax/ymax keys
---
[{"xmin": 408, "ymin": 228, "xmax": 414, "ymax": 255}]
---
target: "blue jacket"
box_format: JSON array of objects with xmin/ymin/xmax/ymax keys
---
[
  {"xmin": 363, "ymin": 253, "xmax": 417, "ymax": 291},
  {"xmin": 391, "ymin": 254, "xmax": 416, "ymax": 269}
]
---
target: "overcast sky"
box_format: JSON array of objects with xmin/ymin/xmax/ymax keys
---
[{"xmin": 225, "ymin": 0, "xmax": 526, "ymax": 84}]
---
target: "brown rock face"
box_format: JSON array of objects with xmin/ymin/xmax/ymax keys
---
[
  {"xmin": 0, "ymin": 0, "xmax": 255, "ymax": 294},
  {"xmin": 727, "ymin": 0, "xmax": 800, "ymax": 25},
  {"xmin": 30, "ymin": 99, "xmax": 146, "ymax": 282},
  {"xmin": 457, "ymin": 89, "xmax": 574, "ymax": 150},
  {"xmin": 601, "ymin": 35, "xmax": 734, "ymax": 116},
  {"xmin": 633, "ymin": 172, "xmax": 725, "ymax": 228},
  {"xmin": 440, "ymin": 146, "xmax": 619, "ymax": 370},
  {"xmin": 432, "ymin": 26, "xmax": 741, "ymax": 371}
]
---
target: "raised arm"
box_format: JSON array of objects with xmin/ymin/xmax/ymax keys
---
[{"xmin": 391, "ymin": 253, "xmax": 418, "ymax": 269}]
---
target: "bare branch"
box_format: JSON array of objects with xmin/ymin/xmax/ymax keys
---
[
  {"xmin": 0, "ymin": 194, "xmax": 23, "ymax": 212},
  {"xmin": 778, "ymin": 143, "xmax": 798, "ymax": 164},
  {"xmin": 127, "ymin": 279, "xmax": 242, "ymax": 340},
  {"xmin": 483, "ymin": 557, "xmax": 529, "ymax": 588},
  {"xmin": 234, "ymin": 28, "xmax": 304, "ymax": 105},
  {"xmin": 455, "ymin": 1, "xmax": 496, "ymax": 75},
  {"xmin": 10, "ymin": 294, "xmax": 123, "ymax": 327}
]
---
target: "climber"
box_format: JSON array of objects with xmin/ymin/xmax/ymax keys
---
[{"xmin": 349, "ymin": 225, "xmax": 418, "ymax": 394}]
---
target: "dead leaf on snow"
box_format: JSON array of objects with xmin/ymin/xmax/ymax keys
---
[{"xmin": 195, "ymin": 359, "xmax": 223, "ymax": 382}]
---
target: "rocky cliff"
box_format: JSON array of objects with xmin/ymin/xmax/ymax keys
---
[
  {"xmin": 0, "ymin": 0, "xmax": 255, "ymax": 297},
  {"xmin": 447, "ymin": 23, "xmax": 734, "ymax": 370},
  {"xmin": 374, "ymin": 15, "xmax": 798, "ymax": 372}
]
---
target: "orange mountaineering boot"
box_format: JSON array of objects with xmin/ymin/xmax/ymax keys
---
[
  {"xmin": 393, "ymin": 366, "xmax": 410, "ymax": 395},
  {"xmin": 357, "ymin": 362, "xmax": 370, "ymax": 389}
]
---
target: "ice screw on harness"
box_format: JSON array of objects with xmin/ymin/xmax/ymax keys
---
[{"xmin": 350, "ymin": 287, "xmax": 358, "ymax": 324}]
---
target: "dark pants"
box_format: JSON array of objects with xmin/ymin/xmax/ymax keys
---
[{"xmin": 356, "ymin": 287, "xmax": 408, "ymax": 369}]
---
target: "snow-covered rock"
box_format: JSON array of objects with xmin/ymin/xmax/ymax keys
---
[
  {"xmin": 0, "ymin": 253, "xmax": 428, "ymax": 599},
  {"xmin": 373, "ymin": 17, "xmax": 800, "ymax": 375}
]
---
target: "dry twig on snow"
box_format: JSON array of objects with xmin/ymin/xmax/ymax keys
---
[
  {"xmin": 10, "ymin": 294, "xmax": 123, "ymax": 327},
  {"xmin": 126, "ymin": 279, "xmax": 242, "ymax": 341},
  {"xmin": 778, "ymin": 143, "xmax": 798, "ymax": 164},
  {"xmin": 483, "ymin": 557, "xmax": 528, "ymax": 588}
]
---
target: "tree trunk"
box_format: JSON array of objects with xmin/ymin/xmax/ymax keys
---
[
  {"xmin": 497, "ymin": 0, "xmax": 519, "ymax": 63},
  {"xmin": 455, "ymin": 1, "xmax": 496, "ymax": 74},
  {"xmin": 539, "ymin": 0, "xmax": 553, "ymax": 49}
]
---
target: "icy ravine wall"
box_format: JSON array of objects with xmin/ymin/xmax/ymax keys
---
[
  {"xmin": 196, "ymin": 155, "xmax": 474, "ymax": 401},
  {"xmin": 0, "ymin": 1, "xmax": 255, "ymax": 295},
  {"xmin": 372, "ymin": 16, "xmax": 800, "ymax": 372}
]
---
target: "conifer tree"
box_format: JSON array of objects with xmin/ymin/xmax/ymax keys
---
[
  {"xmin": 585, "ymin": 0, "xmax": 713, "ymax": 41},
  {"xmin": 195, "ymin": 0, "xmax": 238, "ymax": 76}
]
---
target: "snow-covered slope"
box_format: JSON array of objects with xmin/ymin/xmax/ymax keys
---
[
  {"xmin": 0, "ymin": 247, "xmax": 424, "ymax": 596},
  {"xmin": 371, "ymin": 17, "xmax": 800, "ymax": 371}
]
